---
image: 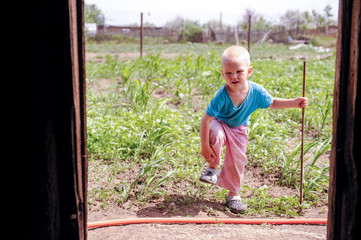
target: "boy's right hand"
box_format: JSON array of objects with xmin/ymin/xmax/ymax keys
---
[{"xmin": 201, "ymin": 145, "xmax": 217, "ymax": 163}]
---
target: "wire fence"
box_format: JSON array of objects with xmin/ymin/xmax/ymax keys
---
[{"xmin": 85, "ymin": 9, "xmax": 338, "ymax": 55}]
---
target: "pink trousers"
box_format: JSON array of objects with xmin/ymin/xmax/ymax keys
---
[{"xmin": 208, "ymin": 119, "xmax": 248, "ymax": 194}]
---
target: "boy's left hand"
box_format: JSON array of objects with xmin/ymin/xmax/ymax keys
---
[{"xmin": 295, "ymin": 97, "xmax": 308, "ymax": 108}]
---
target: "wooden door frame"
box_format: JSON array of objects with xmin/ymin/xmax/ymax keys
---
[
  {"xmin": 327, "ymin": 0, "xmax": 361, "ymax": 239},
  {"xmin": 23, "ymin": 0, "xmax": 360, "ymax": 239}
]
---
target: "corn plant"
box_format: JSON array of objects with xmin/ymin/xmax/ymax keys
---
[
  {"xmin": 121, "ymin": 144, "xmax": 175, "ymax": 202},
  {"xmin": 303, "ymin": 137, "xmax": 331, "ymax": 197},
  {"xmin": 119, "ymin": 65, "xmax": 132, "ymax": 84},
  {"xmin": 303, "ymin": 163, "xmax": 329, "ymax": 199},
  {"xmin": 279, "ymin": 137, "xmax": 331, "ymax": 200},
  {"xmin": 125, "ymin": 78, "xmax": 161, "ymax": 111},
  {"xmin": 304, "ymin": 136, "xmax": 331, "ymax": 179},
  {"xmin": 279, "ymin": 140, "xmax": 319, "ymax": 186},
  {"xmin": 315, "ymin": 94, "xmax": 333, "ymax": 135}
]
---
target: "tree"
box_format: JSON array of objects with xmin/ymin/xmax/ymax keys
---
[
  {"xmin": 239, "ymin": 9, "xmax": 259, "ymax": 31},
  {"xmin": 85, "ymin": 4, "xmax": 105, "ymax": 25},
  {"xmin": 165, "ymin": 17, "xmax": 205, "ymax": 42},
  {"xmin": 324, "ymin": 5, "xmax": 333, "ymax": 35},
  {"xmin": 238, "ymin": 9, "xmax": 272, "ymax": 31},
  {"xmin": 324, "ymin": 5, "xmax": 333, "ymax": 19},
  {"xmin": 302, "ymin": 11, "xmax": 313, "ymax": 30},
  {"xmin": 183, "ymin": 20, "xmax": 205, "ymax": 42},
  {"xmin": 253, "ymin": 16, "xmax": 272, "ymax": 30},
  {"xmin": 205, "ymin": 19, "xmax": 228, "ymax": 31},
  {"xmin": 164, "ymin": 16, "xmax": 184, "ymax": 32},
  {"xmin": 312, "ymin": 10, "xmax": 325, "ymax": 31},
  {"xmin": 281, "ymin": 10, "xmax": 305, "ymax": 31}
]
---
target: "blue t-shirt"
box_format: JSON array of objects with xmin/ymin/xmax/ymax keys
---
[{"xmin": 206, "ymin": 81, "xmax": 273, "ymax": 127}]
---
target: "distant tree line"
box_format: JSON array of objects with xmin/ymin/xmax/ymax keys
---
[{"xmin": 85, "ymin": 4, "xmax": 336, "ymax": 43}]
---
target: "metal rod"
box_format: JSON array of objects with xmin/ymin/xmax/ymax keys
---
[{"xmin": 300, "ymin": 60, "xmax": 306, "ymax": 205}]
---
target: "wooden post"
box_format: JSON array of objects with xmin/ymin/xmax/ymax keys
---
[
  {"xmin": 69, "ymin": 0, "xmax": 88, "ymax": 237},
  {"xmin": 234, "ymin": 25, "xmax": 239, "ymax": 45},
  {"xmin": 248, "ymin": 15, "xmax": 251, "ymax": 54},
  {"xmin": 300, "ymin": 60, "xmax": 306, "ymax": 205},
  {"xmin": 140, "ymin": 12, "xmax": 143, "ymax": 58},
  {"xmin": 220, "ymin": 12, "xmax": 222, "ymax": 31},
  {"xmin": 328, "ymin": 0, "xmax": 361, "ymax": 239}
]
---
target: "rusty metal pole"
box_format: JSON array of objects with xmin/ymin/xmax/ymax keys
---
[
  {"xmin": 248, "ymin": 15, "xmax": 251, "ymax": 54},
  {"xmin": 300, "ymin": 60, "xmax": 306, "ymax": 205},
  {"xmin": 140, "ymin": 12, "xmax": 143, "ymax": 58}
]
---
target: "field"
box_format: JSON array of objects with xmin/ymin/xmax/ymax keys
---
[{"xmin": 86, "ymin": 41, "xmax": 335, "ymax": 238}]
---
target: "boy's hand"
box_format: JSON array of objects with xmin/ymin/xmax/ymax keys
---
[
  {"xmin": 295, "ymin": 97, "xmax": 308, "ymax": 108},
  {"xmin": 201, "ymin": 145, "xmax": 216, "ymax": 163}
]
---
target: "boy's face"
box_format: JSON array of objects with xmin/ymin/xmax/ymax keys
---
[{"xmin": 221, "ymin": 58, "xmax": 252, "ymax": 90}]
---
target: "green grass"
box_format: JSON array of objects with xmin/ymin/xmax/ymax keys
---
[
  {"xmin": 86, "ymin": 41, "xmax": 335, "ymax": 59},
  {"xmin": 310, "ymin": 35, "xmax": 337, "ymax": 48},
  {"xmin": 86, "ymin": 42, "xmax": 334, "ymax": 216}
]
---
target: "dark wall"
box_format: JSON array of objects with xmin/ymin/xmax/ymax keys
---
[{"xmin": 20, "ymin": 1, "xmax": 87, "ymax": 239}]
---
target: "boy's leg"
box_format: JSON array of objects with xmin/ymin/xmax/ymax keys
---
[
  {"xmin": 217, "ymin": 123, "xmax": 248, "ymax": 196},
  {"xmin": 199, "ymin": 119, "xmax": 226, "ymax": 185},
  {"xmin": 216, "ymin": 123, "xmax": 248, "ymax": 213},
  {"xmin": 208, "ymin": 119, "xmax": 226, "ymax": 167}
]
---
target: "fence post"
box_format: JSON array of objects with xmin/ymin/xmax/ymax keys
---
[
  {"xmin": 234, "ymin": 25, "xmax": 239, "ymax": 45},
  {"xmin": 140, "ymin": 12, "xmax": 143, "ymax": 58},
  {"xmin": 248, "ymin": 15, "xmax": 251, "ymax": 54},
  {"xmin": 220, "ymin": 12, "xmax": 222, "ymax": 31}
]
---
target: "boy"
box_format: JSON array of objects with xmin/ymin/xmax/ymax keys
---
[{"xmin": 199, "ymin": 46, "xmax": 308, "ymax": 214}]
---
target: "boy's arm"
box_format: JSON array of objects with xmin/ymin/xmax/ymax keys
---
[
  {"xmin": 269, "ymin": 97, "xmax": 308, "ymax": 109},
  {"xmin": 200, "ymin": 113, "xmax": 216, "ymax": 162}
]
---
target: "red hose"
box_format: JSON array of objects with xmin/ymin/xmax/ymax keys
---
[{"xmin": 88, "ymin": 218, "xmax": 327, "ymax": 229}]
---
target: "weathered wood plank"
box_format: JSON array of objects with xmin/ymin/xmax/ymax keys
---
[
  {"xmin": 328, "ymin": 0, "xmax": 361, "ymax": 239},
  {"xmin": 68, "ymin": 0, "xmax": 87, "ymax": 239},
  {"xmin": 23, "ymin": 1, "xmax": 87, "ymax": 239}
]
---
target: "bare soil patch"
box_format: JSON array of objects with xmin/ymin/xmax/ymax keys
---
[
  {"xmin": 88, "ymin": 161, "xmax": 328, "ymax": 239},
  {"xmin": 88, "ymin": 223, "xmax": 327, "ymax": 240}
]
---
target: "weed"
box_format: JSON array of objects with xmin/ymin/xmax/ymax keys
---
[
  {"xmin": 122, "ymin": 144, "xmax": 175, "ymax": 202},
  {"xmin": 242, "ymin": 185, "xmax": 303, "ymax": 217},
  {"xmin": 204, "ymin": 205, "xmax": 219, "ymax": 217}
]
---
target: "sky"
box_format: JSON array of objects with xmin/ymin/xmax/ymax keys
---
[{"xmin": 85, "ymin": 0, "xmax": 339, "ymax": 26}]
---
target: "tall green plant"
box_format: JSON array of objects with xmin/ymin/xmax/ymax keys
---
[
  {"xmin": 121, "ymin": 144, "xmax": 175, "ymax": 202},
  {"xmin": 125, "ymin": 78, "xmax": 160, "ymax": 111}
]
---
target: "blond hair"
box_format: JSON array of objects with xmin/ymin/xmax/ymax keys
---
[{"xmin": 221, "ymin": 46, "xmax": 251, "ymax": 68}]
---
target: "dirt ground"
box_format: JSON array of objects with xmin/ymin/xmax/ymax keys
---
[
  {"xmin": 88, "ymin": 165, "xmax": 328, "ymax": 240},
  {"xmin": 87, "ymin": 147, "xmax": 329, "ymax": 240},
  {"xmin": 88, "ymin": 205, "xmax": 327, "ymax": 240},
  {"xmin": 88, "ymin": 201, "xmax": 327, "ymax": 240},
  {"xmin": 88, "ymin": 223, "xmax": 326, "ymax": 240}
]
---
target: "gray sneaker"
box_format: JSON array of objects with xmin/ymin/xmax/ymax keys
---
[
  {"xmin": 226, "ymin": 195, "xmax": 247, "ymax": 214},
  {"xmin": 199, "ymin": 168, "xmax": 219, "ymax": 185}
]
